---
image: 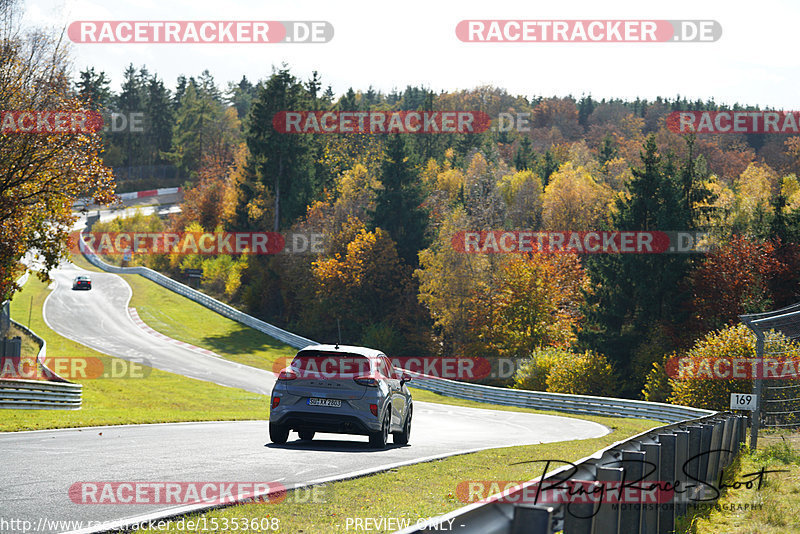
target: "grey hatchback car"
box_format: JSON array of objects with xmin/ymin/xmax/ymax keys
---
[{"xmin": 269, "ymin": 344, "xmax": 413, "ymax": 448}]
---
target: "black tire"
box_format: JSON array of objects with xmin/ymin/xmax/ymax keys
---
[
  {"xmin": 269, "ymin": 422, "xmax": 289, "ymax": 444},
  {"xmin": 393, "ymin": 406, "xmax": 411, "ymax": 445},
  {"xmin": 369, "ymin": 411, "xmax": 390, "ymax": 448},
  {"xmin": 298, "ymin": 430, "xmax": 315, "ymax": 441}
]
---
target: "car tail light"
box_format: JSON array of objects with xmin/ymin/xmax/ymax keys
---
[
  {"xmin": 277, "ymin": 370, "xmax": 297, "ymax": 381},
  {"xmin": 272, "ymin": 397, "xmax": 280, "ymax": 408},
  {"xmin": 369, "ymin": 404, "xmax": 378, "ymax": 417},
  {"xmin": 354, "ymin": 375, "xmax": 378, "ymax": 387}
]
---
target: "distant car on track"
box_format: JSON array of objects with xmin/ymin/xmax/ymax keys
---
[
  {"xmin": 269, "ymin": 344, "xmax": 413, "ymax": 448},
  {"xmin": 72, "ymin": 275, "xmax": 92, "ymax": 290}
]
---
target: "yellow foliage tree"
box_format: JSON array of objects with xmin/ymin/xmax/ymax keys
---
[
  {"xmin": 415, "ymin": 207, "xmax": 491, "ymax": 355},
  {"xmin": 489, "ymin": 253, "xmax": 588, "ymax": 357},
  {"xmin": 497, "ymin": 170, "xmax": 543, "ymax": 228},
  {"xmin": 732, "ymin": 162, "xmax": 778, "ymax": 228},
  {"xmin": 541, "ymin": 162, "xmax": 612, "ymax": 230}
]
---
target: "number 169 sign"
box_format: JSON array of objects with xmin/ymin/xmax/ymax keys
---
[{"xmin": 730, "ymin": 393, "xmax": 757, "ymax": 411}]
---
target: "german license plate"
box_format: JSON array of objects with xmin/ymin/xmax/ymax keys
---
[{"xmin": 307, "ymin": 398, "xmax": 341, "ymax": 407}]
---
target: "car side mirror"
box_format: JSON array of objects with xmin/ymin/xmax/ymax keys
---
[{"xmin": 400, "ymin": 373, "xmax": 412, "ymax": 385}]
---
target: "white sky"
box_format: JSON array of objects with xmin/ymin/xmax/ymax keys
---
[{"xmin": 19, "ymin": 0, "xmax": 800, "ymax": 109}]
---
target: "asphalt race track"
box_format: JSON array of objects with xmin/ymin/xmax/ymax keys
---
[
  {"xmin": 0, "ymin": 259, "xmax": 610, "ymax": 533},
  {"xmin": 43, "ymin": 262, "xmax": 276, "ymax": 394},
  {"xmin": 1, "ymin": 410, "xmax": 607, "ymax": 533}
]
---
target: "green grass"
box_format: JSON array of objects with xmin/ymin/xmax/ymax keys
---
[
  {"xmin": 0, "ymin": 277, "xmax": 269, "ymax": 432},
  {"xmin": 71, "ymin": 252, "xmax": 297, "ymax": 372},
  {"xmin": 0, "ymin": 324, "xmax": 42, "ymax": 381},
  {"xmin": 8, "ymin": 323, "xmax": 39, "ymax": 360},
  {"xmin": 677, "ymin": 434, "xmax": 800, "ymax": 533},
  {"xmin": 136, "ymin": 415, "xmax": 658, "ymax": 534}
]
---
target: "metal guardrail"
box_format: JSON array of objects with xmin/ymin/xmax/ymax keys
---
[
  {"xmin": 396, "ymin": 412, "xmax": 745, "ymax": 534},
  {"xmin": 78, "ymin": 232, "xmax": 317, "ymax": 350},
  {"xmin": 407, "ymin": 372, "xmax": 715, "ymax": 423},
  {"xmin": 0, "ymin": 315, "xmax": 83, "ymax": 410},
  {"xmin": 0, "ymin": 379, "xmax": 82, "ymax": 409}
]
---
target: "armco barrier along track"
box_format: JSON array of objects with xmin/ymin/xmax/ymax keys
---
[
  {"xmin": 0, "ymin": 316, "xmax": 82, "ymax": 410},
  {"xmin": 408, "ymin": 373, "xmax": 714, "ymax": 423},
  {"xmin": 397, "ymin": 412, "xmax": 744, "ymax": 534}
]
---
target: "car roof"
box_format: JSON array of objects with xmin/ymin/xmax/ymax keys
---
[{"xmin": 296, "ymin": 344, "xmax": 384, "ymax": 359}]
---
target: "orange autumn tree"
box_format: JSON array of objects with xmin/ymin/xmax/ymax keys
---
[
  {"xmin": 481, "ymin": 252, "xmax": 589, "ymax": 359},
  {"xmin": 172, "ymin": 144, "xmax": 242, "ymax": 233},
  {"xmin": 1, "ymin": 5, "xmax": 115, "ymax": 300},
  {"xmin": 311, "ymin": 228, "xmax": 415, "ymax": 350}
]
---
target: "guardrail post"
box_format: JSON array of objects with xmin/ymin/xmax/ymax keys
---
[
  {"xmin": 719, "ymin": 416, "xmax": 733, "ymax": 469},
  {"xmin": 563, "ymin": 480, "xmax": 600, "ymax": 534},
  {"xmin": 641, "ymin": 442, "xmax": 660, "ymax": 534},
  {"xmin": 1, "ymin": 299, "xmax": 9, "ymax": 338},
  {"xmin": 657, "ymin": 434, "xmax": 676, "ymax": 534},
  {"xmin": 594, "ymin": 467, "xmax": 622, "ymax": 534},
  {"xmin": 685, "ymin": 426, "xmax": 703, "ymax": 502},
  {"xmin": 511, "ymin": 505, "xmax": 555, "ymax": 534},
  {"xmin": 740, "ymin": 414, "xmax": 748, "ymax": 449},
  {"xmin": 698, "ymin": 424, "xmax": 713, "ymax": 488},
  {"xmin": 673, "ymin": 430, "xmax": 689, "ymax": 518},
  {"xmin": 751, "ymin": 331, "xmax": 764, "ymax": 449},
  {"xmin": 707, "ymin": 421, "xmax": 723, "ymax": 486},
  {"xmin": 619, "ymin": 450, "xmax": 645, "ymax": 534},
  {"xmin": 1, "ymin": 336, "xmax": 21, "ymax": 370},
  {"xmin": 736, "ymin": 415, "xmax": 746, "ymax": 453}
]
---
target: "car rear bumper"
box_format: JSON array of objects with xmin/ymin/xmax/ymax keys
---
[{"xmin": 271, "ymin": 410, "xmax": 379, "ymax": 435}]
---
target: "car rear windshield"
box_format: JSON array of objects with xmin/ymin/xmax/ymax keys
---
[{"xmin": 289, "ymin": 351, "xmax": 373, "ymax": 377}]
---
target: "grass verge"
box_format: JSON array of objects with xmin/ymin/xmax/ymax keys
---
[
  {"xmin": 676, "ymin": 432, "xmax": 800, "ymax": 533},
  {"xmin": 8, "ymin": 323, "xmax": 39, "ymax": 360},
  {"xmin": 136, "ymin": 415, "xmax": 658, "ymax": 534},
  {"xmin": 0, "ymin": 277, "xmax": 268, "ymax": 432}
]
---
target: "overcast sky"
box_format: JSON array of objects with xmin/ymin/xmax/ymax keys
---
[{"xmin": 19, "ymin": 0, "xmax": 800, "ymax": 109}]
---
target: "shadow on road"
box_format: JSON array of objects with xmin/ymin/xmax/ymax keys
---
[{"xmin": 265, "ymin": 438, "xmax": 409, "ymax": 453}]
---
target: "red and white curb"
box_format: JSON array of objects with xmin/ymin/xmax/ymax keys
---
[
  {"xmin": 127, "ymin": 307, "xmax": 221, "ymax": 359},
  {"xmin": 118, "ymin": 187, "xmax": 181, "ymax": 201}
]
